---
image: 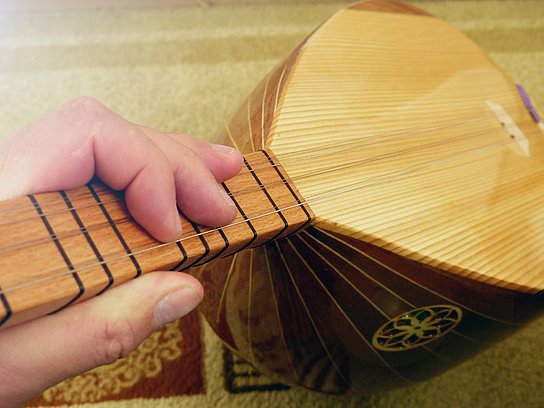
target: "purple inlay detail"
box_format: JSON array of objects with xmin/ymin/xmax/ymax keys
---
[{"xmin": 517, "ymin": 83, "xmax": 541, "ymax": 123}]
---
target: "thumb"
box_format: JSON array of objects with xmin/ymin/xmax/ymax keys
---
[{"xmin": 0, "ymin": 271, "xmax": 203, "ymax": 407}]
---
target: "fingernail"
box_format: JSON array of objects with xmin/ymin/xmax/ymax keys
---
[
  {"xmin": 211, "ymin": 144, "xmax": 236, "ymax": 155},
  {"xmin": 218, "ymin": 185, "xmax": 236, "ymax": 209},
  {"xmin": 173, "ymin": 208, "xmax": 182, "ymax": 237},
  {"xmin": 154, "ymin": 286, "xmax": 202, "ymax": 327}
]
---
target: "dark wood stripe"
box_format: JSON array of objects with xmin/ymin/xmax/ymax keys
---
[
  {"xmin": 28, "ymin": 194, "xmax": 84, "ymax": 313},
  {"xmin": 172, "ymin": 242, "xmax": 188, "ymax": 271},
  {"xmin": 309, "ymin": 228, "xmax": 519, "ymax": 327},
  {"xmin": 87, "ymin": 184, "xmax": 141, "ymax": 278},
  {"xmin": 182, "ymin": 222, "xmax": 210, "ymax": 270},
  {"xmin": 244, "ymin": 158, "xmax": 288, "ymax": 241},
  {"xmin": 194, "ymin": 227, "xmax": 229, "ymax": 267},
  {"xmin": 60, "ymin": 191, "xmax": 114, "ymax": 295},
  {"xmin": 222, "ymin": 181, "xmax": 257, "ymax": 252},
  {"xmin": 193, "ymin": 185, "xmax": 233, "ymax": 266},
  {"xmin": 0, "ymin": 291, "xmax": 12, "ymax": 327},
  {"xmin": 261, "ymin": 149, "xmax": 312, "ymax": 230}
]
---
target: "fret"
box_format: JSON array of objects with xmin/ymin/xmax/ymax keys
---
[
  {"xmin": 243, "ymin": 157, "xmax": 289, "ymax": 241},
  {"xmin": 0, "ymin": 291, "xmax": 12, "ymax": 326},
  {"xmin": 60, "ymin": 191, "xmax": 114, "ymax": 295},
  {"xmin": 222, "ymin": 181, "xmax": 258, "ymax": 252},
  {"xmin": 172, "ymin": 242, "xmax": 188, "ymax": 271},
  {"xmin": 87, "ymin": 184, "xmax": 142, "ymax": 278},
  {"xmin": 43, "ymin": 189, "xmax": 121, "ymax": 304},
  {"xmin": 216, "ymin": 155, "xmax": 291, "ymax": 251},
  {"xmin": 212, "ymin": 165, "xmax": 264, "ymax": 255},
  {"xmin": 65, "ymin": 186, "xmax": 139, "ymax": 293},
  {"xmin": 0, "ymin": 197, "xmax": 79, "ymax": 326},
  {"xmin": 183, "ymin": 222, "xmax": 211, "ymax": 269},
  {"xmin": 215, "ymin": 229, "xmax": 230, "ymax": 259},
  {"xmin": 0, "ymin": 148, "xmax": 314, "ymax": 329},
  {"xmin": 241, "ymin": 150, "xmax": 311, "ymax": 243},
  {"xmin": 193, "ymin": 226, "xmax": 230, "ymax": 267},
  {"xmin": 28, "ymin": 194, "xmax": 85, "ymax": 313},
  {"xmin": 261, "ymin": 149, "xmax": 313, "ymax": 230}
]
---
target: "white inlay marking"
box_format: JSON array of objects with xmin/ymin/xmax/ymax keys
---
[{"xmin": 486, "ymin": 100, "xmax": 530, "ymax": 156}]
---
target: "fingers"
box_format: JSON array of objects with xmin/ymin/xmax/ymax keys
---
[
  {"xmin": 0, "ymin": 97, "xmax": 243, "ymax": 242},
  {"xmin": 0, "ymin": 271, "xmax": 203, "ymax": 408},
  {"xmin": 140, "ymin": 129, "xmax": 240, "ymax": 226},
  {"xmin": 89, "ymin": 109, "xmax": 183, "ymax": 242},
  {"xmin": 140, "ymin": 127, "xmax": 243, "ymax": 182}
]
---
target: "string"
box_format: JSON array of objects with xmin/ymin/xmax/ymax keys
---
[
  {"xmin": 0, "ymin": 196, "xmax": 122, "ymax": 228},
  {"xmin": 0, "ymin": 111, "xmax": 530, "ymax": 227},
  {"xmin": 0, "ymin": 116, "xmax": 535, "ymax": 251},
  {"xmin": 0, "ymin": 119, "xmax": 541, "ymax": 254},
  {"xmin": 1, "ymin": 127, "xmax": 541, "ymax": 296},
  {"xmin": 0, "ymin": 112, "xmax": 486, "ymax": 220}
]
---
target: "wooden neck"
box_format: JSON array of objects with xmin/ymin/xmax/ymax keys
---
[{"xmin": 0, "ymin": 148, "xmax": 314, "ymax": 329}]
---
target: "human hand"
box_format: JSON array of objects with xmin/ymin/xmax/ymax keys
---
[{"xmin": 0, "ymin": 97, "xmax": 243, "ymax": 407}]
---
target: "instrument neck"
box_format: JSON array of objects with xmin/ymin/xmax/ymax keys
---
[{"xmin": 0, "ymin": 148, "xmax": 313, "ymax": 328}]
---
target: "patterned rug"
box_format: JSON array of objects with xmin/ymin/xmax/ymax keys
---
[{"xmin": 0, "ymin": 1, "xmax": 543, "ymax": 407}]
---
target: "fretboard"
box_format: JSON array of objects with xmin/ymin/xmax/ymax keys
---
[{"xmin": 0, "ymin": 149, "xmax": 314, "ymax": 329}]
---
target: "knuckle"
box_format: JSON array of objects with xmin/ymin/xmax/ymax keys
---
[
  {"xmin": 180, "ymin": 145, "xmax": 198, "ymax": 159},
  {"xmin": 172, "ymin": 147, "xmax": 201, "ymax": 178},
  {"xmin": 91, "ymin": 315, "xmax": 140, "ymax": 365}
]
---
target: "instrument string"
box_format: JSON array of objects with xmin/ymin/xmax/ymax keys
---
[
  {"xmin": 275, "ymin": 113, "xmax": 493, "ymax": 162},
  {"xmin": 0, "ymin": 111, "xmax": 531, "ymax": 226},
  {"xmin": 0, "ymin": 120, "xmax": 541, "ymax": 254},
  {"xmin": 0, "ymin": 116, "xmax": 534, "ymax": 247},
  {"xmin": 1, "ymin": 126, "xmax": 542, "ymax": 295}
]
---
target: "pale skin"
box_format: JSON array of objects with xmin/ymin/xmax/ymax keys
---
[{"xmin": 0, "ymin": 97, "xmax": 244, "ymax": 407}]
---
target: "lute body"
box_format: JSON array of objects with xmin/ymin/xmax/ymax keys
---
[{"xmin": 1, "ymin": 0, "xmax": 544, "ymax": 393}]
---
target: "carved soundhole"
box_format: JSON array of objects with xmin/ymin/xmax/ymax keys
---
[{"xmin": 372, "ymin": 305, "xmax": 462, "ymax": 351}]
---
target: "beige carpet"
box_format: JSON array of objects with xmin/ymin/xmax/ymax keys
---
[{"xmin": 1, "ymin": 1, "xmax": 543, "ymax": 407}]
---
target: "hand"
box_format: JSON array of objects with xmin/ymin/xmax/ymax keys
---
[{"xmin": 0, "ymin": 97, "xmax": 243, "ymax": 407}]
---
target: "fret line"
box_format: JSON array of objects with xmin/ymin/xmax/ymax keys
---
[
  {"xmin": 244, "ymin": 158, "xmax": 288, "ymax": 241},
  {"xmin": 87, "ymin": 184, "xmax": 141, "ymax": 278},
  {"xmin": 222, "ymin": 181, "xmax": 257, "ymax": 252},
  {"xmin": 172, "ymin": 242, "xmax": 188, "ymax": 271},
  {"xmin": 194, "ymin": 227, "xmax": 229, "ymax": 267},
  {"xmin": 182, "ymin": 221, "xmax": 210, "ymax": 270},
  {"xmin": 28, "ymin": 194, "xmax": 84, "ymax": 313},
  {"xmin": 261, "ymin": 149, "xmax": 312, "ymax": 231},
  {"xmin": 60, "ymin": 191, "xmax": 114, "ymax": 295},
  {"xmin": 0, "ymin": 291, "xmax": 12, "ymax": 326}
]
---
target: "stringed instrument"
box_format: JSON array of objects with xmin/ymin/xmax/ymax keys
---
[{"xmin": 1, "ymin": 0, "xmax": 543, "ymax": 393}]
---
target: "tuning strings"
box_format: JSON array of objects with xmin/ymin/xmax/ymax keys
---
[
  {"xmin": 0, "ymin": 112, "xmax": 525, "ymax": 245},
  {"xmin": 272, "ymin": 113, "xmax": 492, "ymax": 166},
  {"xmin": 0, "ymin": 111, "xmax": 524, "ymax": 227},
  {"xmin": 0, "ymin": 114, "xmax": 539, "ymax": 256},
  {"xmin": 0, "ymin": 130, "xmax": 520, "ymax": 258},
  {"xmin": 0, "ymin": 103, "xmax": 526, "ymax": 224},
  {"xmin": 0, "ymin": 121, "xmax": 541, "ymax": 295}
]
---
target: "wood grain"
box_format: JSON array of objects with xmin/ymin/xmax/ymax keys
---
[
  {"xmin": 198, "ymin": 0, "xmax": 544, "ymax": 394},
  {"xmin": 267, "ymin": 6, "xmax": 544, "ymax": 293},
  {"xmin": 1, "ymin": 0, "xmax": 543, "ymax": 394},
  {"xmin": 0, "ymin": 149, "xmax": 313, "ymax": 328}
]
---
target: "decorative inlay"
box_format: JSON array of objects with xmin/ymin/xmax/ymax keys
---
[{"xmin": 372, "ymin": 305, "xmax": 462, "ymax": 351}]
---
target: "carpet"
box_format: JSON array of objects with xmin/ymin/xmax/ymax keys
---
[{"xmin": 0, "ymin": 1, "xmax": 543, "ymax": 407}]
